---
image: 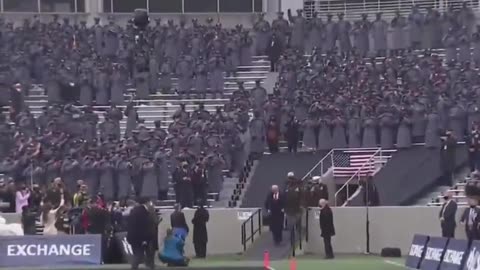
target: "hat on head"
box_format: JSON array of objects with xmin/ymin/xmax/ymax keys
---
[
  {"xmin": 312, "ymin": 176, "xmax": 321, "ymax": 181},
  {"xmin": 287, "ymin": 172, "xmax": 295, "ymax": 178}
]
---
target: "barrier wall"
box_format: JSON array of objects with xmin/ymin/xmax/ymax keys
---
[
  {"xmin": 3, "ymin": 206, "xmax": 469, "ymax": 257},
  {"xmin": 157, "ymin": 208, "xmax": 261, "ymax": 256},
  {"xmin": 305, "ymin": 206, "xmax": 467, "ymax": 255},
  {"xmin": 0, "ymin": 213, "xmax": 22, "ymax": 224}
]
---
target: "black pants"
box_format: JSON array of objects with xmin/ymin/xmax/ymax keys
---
[
  {"xmin": 323, "ymin": 236, "xmax": 334, "ymax": 258},
  {"xmin": 194, "ymin": 241, "xmax": 207, "ymax": 258},
  {"xmin": 440, "ymin": 171, "xmax": 454, "ymax": 186},
  {"xmin": 158, "ymin": 189, "xmax": 168, "ymax": 200},
  {"xmin": 441, "ymin": 226, "xmax": 455, "ymax": 238},
  {"xmin": 268, "ymin": 141, "xmax": 279, "ymax": 153},
  {"xmin": 469, "ymin": 151, "xmax": 480, "ymax": 172},
  {"xmin": 131, "ymin": 242, "xmax": 155, "ymax": 270},
  {"xmin": 270, "ymin": 223, "xmax": 283, "ymax": 244},
  {"xmin": 288, "ymin": 141, "xmax": 298, "ymax": 153},
  {"xmin": 411, "ymin": 41, "xmax": 421, "ymax": 50},
  {"xmin": 270, "ymin": 59, "xmax": 277, "ymax": 72}
]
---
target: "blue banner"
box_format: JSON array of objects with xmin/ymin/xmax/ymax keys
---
[
  {"xmin": 421, "ymin": 237, "xmax": 449, "ymax": 270},
  {"xmin": 406, "ymin": 234, "xmax": 430, "ymax": 269},
  {"xmin": 440, "ymin": 239, "xmax": 469, "ymax": 270},
  {"xmin": 0, "ymin": 234, "xmax": 102, "ymax": 267},
  {"xmin": 463, "ymin": 240, "xmax": 480, "ymax": 270}
]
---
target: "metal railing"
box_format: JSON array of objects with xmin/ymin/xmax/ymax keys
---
[
  {"xmin": 0, "ymin": 0, "xmax": 85, "ymax": 13},
  {"xmin": 103, "ymin": 0, "xmax": 262, "ymax": 14},
  {"xmin": 304, "ymin": 0, "xmax": 479, "ymax": 20},
  {"xmin": 301, "ymin": 149, "xmax": 335, "ymax": 181},
  {"xmin": 334, "ymin": 148, "xmax": 383, "ymax": 206},
  {"xmin": 240, "ymin": 208, "xmax": 262, "ymax": 252}
]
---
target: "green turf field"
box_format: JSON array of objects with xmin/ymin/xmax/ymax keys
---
[
  {"xmin": 0, "ymin": 255, "xmax": 408, "ymax": 270},
  {"xmin": 190, "ymin": 255, "xmax": 407, "ymax": 270}
]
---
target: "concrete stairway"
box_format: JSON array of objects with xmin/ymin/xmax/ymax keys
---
[{"xmin": 23, "ymin": 56, "xmax": 271, "ymax": 134}]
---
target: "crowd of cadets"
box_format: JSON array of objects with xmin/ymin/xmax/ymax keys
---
[
  {"xmin": 0, "ymin": 100, "xmax": 253, "ymax": 205},
  {"xmin": 261, "ymin": 46, "xmax": 480, "ymax": 152},
  {"xmin": 0, "ymin": 3, "xmax": 479, "ymax": 205},
  {"xmin": 264, "ymin": 4, "xmax": 477, "ymax": 58}
]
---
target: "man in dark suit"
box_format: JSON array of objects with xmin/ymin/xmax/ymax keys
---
[
  {"xmin": 319, "ymin": 199, "xmax": 335, "ymax": 259},
  {"xmin": 127, "ymin": 197, "xmax": 156, "ymax": 270},
  {"xmin": 461, "ymin": 198, "xmax": 480, "ymax": 243},
  {"xmin": 439, "ymin": 191, "xmax": 458, "ymax": 238},
  {"xmin": 192, "ymin": 200, "xmax": 209, "ymax": 258},
  {"xmin": 266, "ymin": 33, "xmax": 282, "ymax": 72},
  {"xmin": 265, "ymin": 185, "xmax": 285, "ymax": 245},
  {"xmin": 440, "ymin": 130, "xmax": 457, "ymax": 186},
  {"xmin": 170, "ymin": 203, "xmax": 189, "ymax": 240}
]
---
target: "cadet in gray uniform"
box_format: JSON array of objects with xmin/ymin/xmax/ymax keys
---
[
  {"xmin": 288, "ymin": 9, "xmax": 307, "ymax": 53},
  {"xmin": 372, "ymin": 13, "xmax": 388, "ymax": 57},
  {"xmin": 253, "ymin": 13, "xmax": 271, "ymax": 55}
]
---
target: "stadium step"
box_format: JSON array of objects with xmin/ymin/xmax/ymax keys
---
[
  {"xmin": 22, "ymin": 59, "xmax": 270, "ymax": 133},
  {"xmin": 426, "ymin": 167, "xmax": 472, "ymax": 206},
  {"xmin": 241, "ymin": 151, "xmax": 330, "ymax": 208}
]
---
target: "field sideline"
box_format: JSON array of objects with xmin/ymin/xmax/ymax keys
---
[{"xmin": 0, "ymin": 255, "xmax": 408, "ymax": 270}]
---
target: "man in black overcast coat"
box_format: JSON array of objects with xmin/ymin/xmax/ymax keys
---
[
  {"xmin": 439, "ymin": 191, "xmax": 457, "ymax": 238},
  {"xmin": 319, "ymin": 199, "xmax": 335, "ymax": 259},
  {"xmin": 127, "ymin": 197, "xmax": 156, "ymax": 270}
]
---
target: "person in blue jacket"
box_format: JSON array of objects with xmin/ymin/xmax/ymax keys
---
[{"xmin": 158, "ymin": 228, "xmax": 189, "ymax": 267}]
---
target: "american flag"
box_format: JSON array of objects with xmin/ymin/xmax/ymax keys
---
[{"xmin": 333, "ymin": 151, "xmax": 378, "ymax": 178}]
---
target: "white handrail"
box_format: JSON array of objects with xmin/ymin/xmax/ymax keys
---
[
  {"xmin": 304, "ymin": 0, "xmax": 478, "ymax": 19},
  {"xmin": 334, "ymin": 148, "xmax": 382, "ymax": 206},
  {"xmin": 301, "ymin": 149, "xmax": 335, "ymax": 181},
  {"xmin": 300, "ymin": 147, "xmax": 382, "ymax": 181}
]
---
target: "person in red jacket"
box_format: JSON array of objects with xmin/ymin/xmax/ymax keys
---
[{"xmin": 266, "ymin": 116, "xmax": 280, "ymax": 153}]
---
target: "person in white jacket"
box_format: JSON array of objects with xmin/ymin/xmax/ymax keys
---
[{"xmin": 40, "ymin": 193, "xmax": 65, "ymax": 235}]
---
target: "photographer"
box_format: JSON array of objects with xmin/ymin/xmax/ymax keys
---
[
  {"xmin": 28, "ymin": 184, "xmax": 43, "ymax": 212},
  {"xmin": 45, "ymin": 178, "xmax": 71, "ymax": 208},
  {"xmin": 73, "ymin": 181, "xmax": 88, "ymax": 207},
  {"xmin": 15, "ymin": 183, "xmax": 30, "ymax": 213}
]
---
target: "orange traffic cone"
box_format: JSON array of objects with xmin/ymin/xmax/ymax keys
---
[
  {"xmin": 290, "ymin": 256, "xmax": 297, "ymax": 270},
  {"xmin": 264, "ymin": 250, "xmax": 270, "ymax": 269}
]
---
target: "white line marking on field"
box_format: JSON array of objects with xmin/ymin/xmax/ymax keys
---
[
  {"xmin": 266, "ymin": 266, "xmax": 277, "ymax": 270},
  {"xmin": 384, "ymin": 260, "xmax": 413, "ymax": 269}
]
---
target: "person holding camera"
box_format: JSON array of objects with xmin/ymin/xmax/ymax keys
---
[
  {"xmin": 41, "ymin": 189, "xmax": 65, "ymax": 236},
  {"xmin": 73, "ymin": 180, "xmax": 88, "ymax": 208},
  {"xmin": 45, "ymin": 178, "xmax": 71, "ymax": 208},
  {"xmin": 15, "ymin": 183, "xmax": 30, "ymax": 214}
]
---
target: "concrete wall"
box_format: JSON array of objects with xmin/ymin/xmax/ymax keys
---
[
  {"xmin": 0, "ymin": 213, "xmax": 22, "ymax": 224},
  {"xmin": 0, "ymin": 0, "xmax": 282, "ymax": 28},
  {"xmin": 157, "ymin": 208, "xmax": 261, "ymax": 256},
  {"xmin": 305, "ymin": 206, "xmax": 468, "ymax": 255},
  {"xmin": 279, "ymin": 0, "xmax": 303, "ymax": 15},
  {"xmin": 2, "ymin": 206, "xmax": 468, "ymax": 257}
]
